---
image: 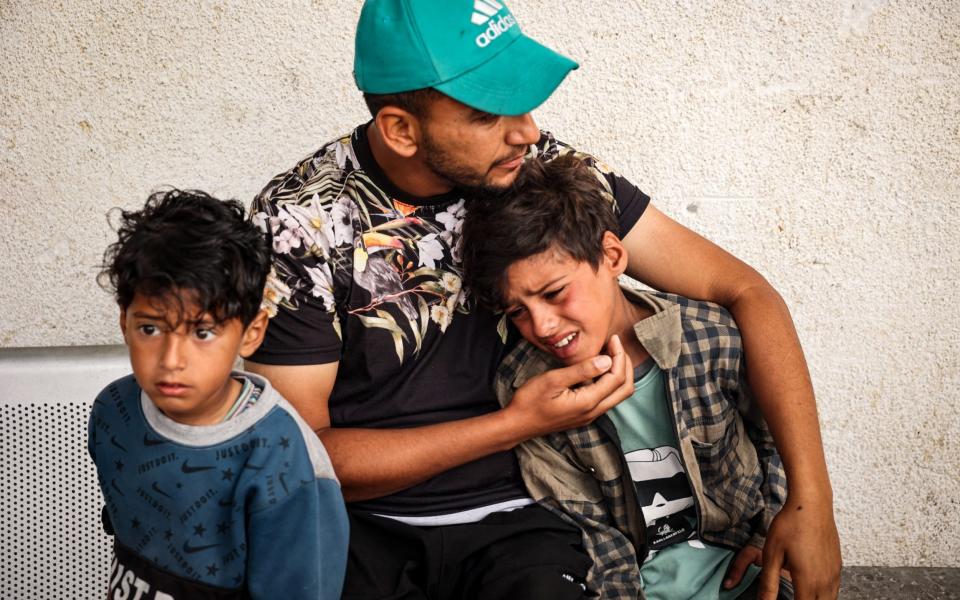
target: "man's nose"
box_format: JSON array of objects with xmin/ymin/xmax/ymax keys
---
[{"xmin": 504, "ymin": 113, "xmax": 540, "ymax": 147}]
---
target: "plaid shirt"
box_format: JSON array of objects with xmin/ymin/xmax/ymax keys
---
[{"xmin": 494, "ymin": 288, "xmax": 788, "ymax": 599}]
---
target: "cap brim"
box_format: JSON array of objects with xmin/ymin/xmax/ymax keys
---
[{"xmin": 434, "ymin": 34, "xmax": 578, "ymax": 116}]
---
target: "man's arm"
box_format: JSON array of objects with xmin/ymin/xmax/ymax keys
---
[
  {"xmin": 246, "ymin": 335, "xmax": 633, "ymax": 502},
  {"xmin": 621, "ymin": 205, "xmax": 841, "ymax": 600}
]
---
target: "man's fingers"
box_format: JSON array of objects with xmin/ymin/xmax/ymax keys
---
[
  {"xmin": 578, "ymin": 335, "xmax": 633, "ymax": 414},
  {"xmin": 758, "ymin": 541, "xmax": 785, "ymax": 600},
  {"xmin": 540, "ymin": 354, "xmax": 613, "ymax": 392},
  {"xmin": 724, "ymin": 547, "xmax": 761, "ymax": 589},
  {"xmin": 607, "ymin": 332, "xmax": 625, "ymax": 357},
  {"xmin": 723, "ymin": 553, "xmax": 751, "ymax": 589}
]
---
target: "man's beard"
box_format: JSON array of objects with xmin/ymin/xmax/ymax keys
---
[{"xmin": 420, "ymin": 130, "xmax": 524, "ymax": 201}]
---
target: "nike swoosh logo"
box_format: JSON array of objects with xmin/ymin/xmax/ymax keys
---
[
  {"xmin": 181, "ymin": 460, "xmax": 215, "ymax": 474},
  {"xmin": 143, "ymin": 433, "xmax": 165, "ymax": 446},
  {"xmin": 244, "ymin": 463, "xmax": 264, "ymax": 471},
  {"xmin": 151, "ymin": 482, "xmax": 172, "ymax": 499},
  {"xmin": 218, "ymin": 499, "xmax": 234, "ymax": 507},
  {"xmin": 182, "ymin": 541, "xmax": 221, "ymax": 554},
  {"xmin": 110, "ymin": 479, "xmax": 124, "ymax": 497},
  {"xmin": 279, "ymin": 472, "xmax": 289, "ymax": 495},
  {"xmin": 110, "ymin": 436, "xmax": 128, "ymax": 453}
]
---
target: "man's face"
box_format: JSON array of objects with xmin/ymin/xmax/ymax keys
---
[
  {"xmin": 418, "ymin": 95, "xmax": 541, "ymax": 195},
  {"xmin": 120, "ymin": 291, "xmax": 260, "ymax": 425},
  {"xmin": 502, "ymin": 245, "xmax": 621, "ymax": 366}
]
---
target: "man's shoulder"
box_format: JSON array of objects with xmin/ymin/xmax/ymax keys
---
[
  {"xmin": 533, "ymin": 130, "xmax": 585, "ymax": 163},
  {"xmin": 533, "ymin": 130, "xmax": 625, "ymax": 197},
  {"xmin": 254, "ymin": 128, "xmax": 365, "ymax": 208}
]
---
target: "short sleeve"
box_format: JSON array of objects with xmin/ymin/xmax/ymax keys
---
[
  {"xmin": 248, "ymin": 171, "xmax": 354, "ymax": 366},
  {"xmin": 604, "ymin": 171, "xmax": 650, "ymax": 238}
]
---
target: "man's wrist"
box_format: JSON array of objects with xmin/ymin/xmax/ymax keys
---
[{"xmin": 482, "ymin": 406, "xmax": 532, "ymax": 453}]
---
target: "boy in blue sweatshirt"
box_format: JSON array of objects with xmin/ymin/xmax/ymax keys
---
[{"xmin": 89, "ymin": 189, "xmax": 348, "ymax": 599}]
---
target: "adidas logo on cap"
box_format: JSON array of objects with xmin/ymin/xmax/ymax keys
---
[{"xmin": 471, "ymin": 0, "xmax": 517, "ymax": 48}]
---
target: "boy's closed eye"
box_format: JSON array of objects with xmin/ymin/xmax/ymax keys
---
[{"xmin": 542, "ymin": 286, "xmax": 565, "ymax": 301}]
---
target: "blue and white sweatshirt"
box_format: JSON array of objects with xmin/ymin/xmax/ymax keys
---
[{"xmin": 88, "ymin": 371, "xmax": 348, "ymax": 599}]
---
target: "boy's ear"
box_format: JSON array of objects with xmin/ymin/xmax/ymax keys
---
[
  {"xmin": 118, "ymin": 308, "xmax": 129, "ymax": 344},
  {"xmin": 601, "ymin": 231, "xmax": 628, "ymax": 277},
  {"xmin": 374, "ymin": 107, "xmax": 422, "ymax": 159},
  {"xmin": 238, "ymin": 309, "xmax": 270, "ymax": 359}
]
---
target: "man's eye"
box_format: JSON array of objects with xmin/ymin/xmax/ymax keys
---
[
  {"xmin": 473, "ymin": 111, "xmax": 499, "ymax": 124},
  {"xmin": 138, "ymin": 325, "xmax": 159, "ymax": 336}
]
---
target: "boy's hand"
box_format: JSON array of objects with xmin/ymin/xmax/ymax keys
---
[
  {"xmin": 506, "ymin": 335, "xmax": 634, "ymax": 439},
  {"xmin": 723, "ymin": 544, "xmax": 762, "ymax": 590},
  {"xmin": 758, "ymin": 497, "xmax": 841, "ymax": 600}
]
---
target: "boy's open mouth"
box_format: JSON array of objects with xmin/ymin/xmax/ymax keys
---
[{"xmin": 553, "ymin": 332, "xmax": 578, "ymax": 348}]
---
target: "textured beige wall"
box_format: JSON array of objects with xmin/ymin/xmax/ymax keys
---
[{"xmin": 1, "ymin": 0, "xmax": 958, "ymax": 567}]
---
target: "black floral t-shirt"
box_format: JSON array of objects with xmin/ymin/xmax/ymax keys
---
[{"xmin": 249, "ymin": 123, "xmax": 650, "ymax": 516}]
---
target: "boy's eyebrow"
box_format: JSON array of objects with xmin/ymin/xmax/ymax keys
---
[
  {"xmin": 129, "ymin": 310, "xmax": 220, "ymax": 327},
  {"xmin": 505, "ymin": 274, "xmax": 567, "ymax": 304},
  {"xmin": 130, "ymin": 310, "xmax": 164, "ymax": 319}
]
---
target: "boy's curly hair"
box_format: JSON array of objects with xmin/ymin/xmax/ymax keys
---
[
  {"xmin": 99, "ymin": 189, "xmax": 271, "ymax": 326},
  {"xmin": 460, "ymin": 154, "xmax": 618, "ymax": 309}
]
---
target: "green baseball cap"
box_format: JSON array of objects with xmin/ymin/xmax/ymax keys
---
[{"xmin": 354, "ymin": 0, "xmax": 579, "ymax": 116}]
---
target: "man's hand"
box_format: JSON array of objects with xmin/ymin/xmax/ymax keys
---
[
  {"xmin": 757, "ymin": 497, "xmax": 841, "ymax": 600},
  {"xmin": 505, "ymin": 335, "xmax": 634, "ymax": 438},
  {"xmin": 724, "ymin": 544, "xmax": 762, "ymax": 590}
]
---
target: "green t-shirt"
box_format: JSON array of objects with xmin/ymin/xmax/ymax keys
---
[{"xmin": 606, "ymin": 362, "xmax": 759, "ymax": 599}]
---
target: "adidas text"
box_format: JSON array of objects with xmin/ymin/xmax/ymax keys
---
[{"xmin": 476, "ymin": 14, "xmax": 517, "ymax": 48}]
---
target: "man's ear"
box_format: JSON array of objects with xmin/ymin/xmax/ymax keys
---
[
  {"xmin": 374, "ymin": 106, "xmax": 422, "ymax": 158},
  {"xmin": 601, "ymin": 231, "xmax": 628, "ymax": 277},
  {"xmin": 238, "ymin": 309, "xmax": 269, "ymax": 358}
]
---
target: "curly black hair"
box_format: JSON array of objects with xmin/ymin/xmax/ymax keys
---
[
  {"xmin": 99, "ymin": 188, "xmax": 271, "ymax": 326},
  {"xmin": 460, "ymin": 154, "xmax": 618, "ymax": 309}
]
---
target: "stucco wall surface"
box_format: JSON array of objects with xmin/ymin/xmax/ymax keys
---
[{"xmin": 1, "ymin": 0, "xmax": 958, "ymax": 567}]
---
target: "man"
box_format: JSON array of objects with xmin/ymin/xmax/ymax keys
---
[{"xmin": 247, "ymin": 1, "xmax": 841, "ymax": 598}]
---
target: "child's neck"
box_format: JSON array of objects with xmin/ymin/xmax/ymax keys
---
[{"xmin": 610, "ymin": 288, "xmax": 654, "ymax": 367}]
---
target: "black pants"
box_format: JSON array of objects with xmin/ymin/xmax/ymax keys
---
[{"xmin": 342, "ymin": 504, "xmax": 593, "ymax": 600}]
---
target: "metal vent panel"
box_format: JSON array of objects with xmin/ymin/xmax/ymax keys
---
[{"xmin": 0, "ymin": 346, "xmax": 128, "ymax": 599}]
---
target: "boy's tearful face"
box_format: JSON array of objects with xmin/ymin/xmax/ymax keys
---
[
  {"xmin": 119, "ymin": 291, "xmax": 265, "ymax": 425},
  {"xmin": 502, "ymin": 240, "xmax": 623, "ymax": 366}
]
